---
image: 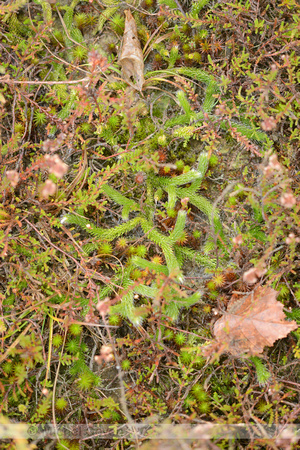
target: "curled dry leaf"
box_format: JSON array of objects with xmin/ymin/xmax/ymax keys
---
[
  {"xmin": 212, "ymin": 287, "xmax": 298, "ymax": 357},
  {"xmin": 119, "ymin": 10, "xmax": 144, "ymax": 91}
]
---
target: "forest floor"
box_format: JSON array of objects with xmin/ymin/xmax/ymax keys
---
[{"xmin": 0, "ymin": 0, "xmax": 300, "ymax": 449}]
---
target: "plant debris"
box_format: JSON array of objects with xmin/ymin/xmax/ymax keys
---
[
  {"xmin": 212, "ymin": 287, "xmax": 298, "ymax": 357},
  {"xmin": 119, "ymin": 10, "xmax": 145, "ymax": 91}
]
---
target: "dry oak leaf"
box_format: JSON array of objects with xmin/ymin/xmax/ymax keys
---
[
  {"xmin": 119, "ymin": 10, "xmax": 145, "ymax": 91},
  {"xmin": 213, "ymin": 287, "xmax": 298, "ymax": 357}
]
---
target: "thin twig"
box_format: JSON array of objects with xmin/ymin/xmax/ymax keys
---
[
  {"xmin": 0, "ymin": 76, "xmax": 90, "ymax": 86},
  {"xmin": 52, "ymin": 327, "xmax": 68, "ymax": 448},
  {"xmin": 56, "ymin": 5, "xmax": 87, "ymax": 49},
  {"xmin": 100, "ymin": 309, "xmax": 141, "ymax": 443},
  {"xmin": 211, "ymin": 181, "xmax": 238, "ymax": 269}
]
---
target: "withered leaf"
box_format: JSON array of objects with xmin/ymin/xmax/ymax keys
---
[
  {"xmin": 213, "ymin": 287, "xmax": 298, "ymax": 357},
  {"xmin": 119, "ymin": 10, "xmax": 145, "ymax": 91}
]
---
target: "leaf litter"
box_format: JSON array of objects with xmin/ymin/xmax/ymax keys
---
[
  {"xmin": 119, "ymin": 10, "xmax": 145, "ymax": 91},
  {"xmin": 209, "ymin": 287, "xmax": 298, "ymax": 357}
]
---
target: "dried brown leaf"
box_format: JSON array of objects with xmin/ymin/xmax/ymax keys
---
[
  {"xmin": 212, "ymin": 287, "xmax": 298, "ymax": 357},
  {"xmin": 119, "ymin": 10, "xmax": 144, "ymax": 91}
]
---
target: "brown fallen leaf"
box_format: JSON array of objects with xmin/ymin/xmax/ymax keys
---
[
  {"xmin": 119, "ymin": 10, "xmax": 145, "ymax": 91},
  {"xmin": 212, "ymin": 287, "xmax": 298, "ymax": 357}
]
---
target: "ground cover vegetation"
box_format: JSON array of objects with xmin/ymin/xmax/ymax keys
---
[{"xmin": 0, "ymin": 0, "xmax": 299, "ymax": 448}]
